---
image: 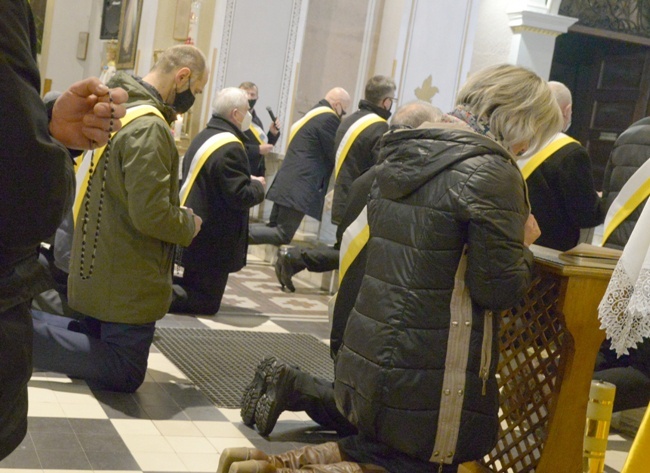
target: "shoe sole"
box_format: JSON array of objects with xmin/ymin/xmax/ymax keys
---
[
  {"xmin": 240, "ymin": 357, "xmax": 277, "ymax": 426},
  {"xmin": 254, "ymin": 364, "xmax": 291, "ymax": 436}
]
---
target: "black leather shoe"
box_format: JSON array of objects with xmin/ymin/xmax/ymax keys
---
[
  {"xmin": 240, "ymin": 357, "xmax": 277, "ymax": 426},
  {"xmin": 254, "ymin": 362, "xmax": 296, "ymax": 436},
  {"xmin": 274, "ymin": 248, "xmax": 286, "ymax": 291},
  {"xmin": 278, "ymin": 251, "xmax": 296, "ymax": 293}
]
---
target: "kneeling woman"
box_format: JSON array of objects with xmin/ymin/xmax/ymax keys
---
[{"xmin": 218, "ymin": 64, "xmax": 563, "ymax": 473}]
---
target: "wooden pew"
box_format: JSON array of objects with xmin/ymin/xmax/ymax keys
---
[{"xmin": 460, "ymin": 245, "xmax": 613, "ymax": 473}]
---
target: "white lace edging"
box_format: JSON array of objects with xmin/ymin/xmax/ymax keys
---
[{"xmin": 598, "ymin": 263, "xmax": 650, "ymax": 356}]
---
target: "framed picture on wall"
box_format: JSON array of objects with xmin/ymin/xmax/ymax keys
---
[{"xmin": 115, "ymin": 0, "xmax": 143, "ymax": 70}]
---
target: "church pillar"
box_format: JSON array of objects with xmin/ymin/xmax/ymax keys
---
[{"xmin": 507, "ymin": 0, "xmax": 577, "ymax": 79}]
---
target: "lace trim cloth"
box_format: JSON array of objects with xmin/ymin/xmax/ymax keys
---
[{"xmin": 598, "ymin": 202, "xmax": 650, "ymax": 356}]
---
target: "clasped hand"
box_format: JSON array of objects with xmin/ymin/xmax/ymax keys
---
[{"xmin": 49, "ymin": 77, "xmax": 128, "ymax": 150}]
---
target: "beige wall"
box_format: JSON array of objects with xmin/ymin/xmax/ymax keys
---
[
  {"xmin": 293, "ymin": 0, "xmax": 369, "ymax": 121},
  {"xmin": 470, "ymin": 0, "xmax": 514, "ymax": 74}
]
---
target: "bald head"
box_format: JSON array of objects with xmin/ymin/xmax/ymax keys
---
[
  {"xmin": 391, "ymin": 101, "xmax": 444, "ymax": 128},
  {"xmin": 548, "ymin": 81, "xmax": 572, "ymax": 108},
  {"xmin": 325, "ymin": 87, "xmax": 351, "ymax": 117},
  {"xmin": 548, "ymin": 81, "xmax": 572, "ymax": 131}
]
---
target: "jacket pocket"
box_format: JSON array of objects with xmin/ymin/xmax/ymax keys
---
[{"xmin": 480, "ymin": 310, "xmax": 494, "ymax": 395}]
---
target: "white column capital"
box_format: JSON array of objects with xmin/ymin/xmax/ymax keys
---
[
  {"xmin": 506, "ymin": 4, "xmax": 577, "ymax": 79},
  {"xmin": 508, "ymin": 9, "xmax": 578, "ymax": 37}
]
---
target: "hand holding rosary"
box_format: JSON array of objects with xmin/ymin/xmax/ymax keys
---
[{"xmin": 79, "ymin": 90, "xmax": 115, "ymax": 279}]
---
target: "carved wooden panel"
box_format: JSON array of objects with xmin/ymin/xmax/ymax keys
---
[
  {"xmin": 560, "ymin": 0, "xmax": 650, "ymax": 39},
  {"xmin": 479, "ymin": 269, "xmax": 565, "ymax": 473}
]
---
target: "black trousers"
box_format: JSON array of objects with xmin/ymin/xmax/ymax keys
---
[
  {"xmin": 594, "ymin": 341, "xmax": 650, "ymax": 412},
  {"xmin": 0, "ymin": 302, "xmax": 31, "ymax": 460},
  {"xmin": 299, "ymin": 245, "xmax": 339, "ymax": 273},
  {"xmin": 287, "ymin": 369, "xmax": 357, "ymax": 436},
  {"xmin": 171, "ymin": 268, "xmax": 230, "ymax": 315},
  {"xmin": 248, "ymin": 203, "xmax": 305, "ymax": 246}
]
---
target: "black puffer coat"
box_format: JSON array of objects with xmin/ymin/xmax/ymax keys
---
[
  {"xmin": 334, "ymin": 125, "xmax": 535, "ymax": 467},
  {"xmin": 601, "ymin": 117, "xmax": 650, "ymax": 250}
]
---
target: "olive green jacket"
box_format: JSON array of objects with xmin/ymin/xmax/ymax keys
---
[{"xmin": 68, "ymin": 72, "xmax": 195, "ymax": 323}]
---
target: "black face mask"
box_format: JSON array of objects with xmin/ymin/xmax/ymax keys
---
[
  {"xmin": 172, "ymin": 79, "xmax": 195, "ymax": 114},
  {"xmin": 248, "ymin": 98, "xmax": 257, "ymax": 109}
]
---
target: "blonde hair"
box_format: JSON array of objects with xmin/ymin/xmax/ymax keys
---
[
  {"xmin": 455, "ymin": 64, "xmax": 563, "ymax": 154},
  {"xmin": 151, "ymin": 45, "xmax": 207, "ymax": 80}
]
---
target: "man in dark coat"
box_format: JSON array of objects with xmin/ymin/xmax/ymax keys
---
[
  {"xmin": 273, "ymin": 76, "xmax": 397, "ymax": 292},
  {"xmin": 170, "ymin": 87, "xmax": 266, "ymax": 314},
  {"xmin": 0, "ymin": 0, "xmax": 128, "ymax": 459},
  {"xmin": 239, "ymin": 81, "xmax": 281, "ymax": 177},
  {"xmin": 249, "ymin": 87, "xmax": 351, "ymax": 246},
  {"xmin": 593, "ymin": 115, "xmax": 650, "ymax": 412},
  {"xmin": 517, "ymin": 81, "xmax": 604, "ymax": 251},
  {"xmin": 598, "ymin": 116, "xmax": 650, "ymax": 249},
  {"xmin": 331, "ymin": 75, "xmax": 396, "ymax": 225}
]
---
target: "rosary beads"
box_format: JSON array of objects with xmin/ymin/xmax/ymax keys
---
[{"xmin": 78, "ymin": 91, "xmax": 115, "ymax": 279}]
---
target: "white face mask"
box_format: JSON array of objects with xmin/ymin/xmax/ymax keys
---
[{"xmin": 240, "ymin": 111, "xmax": 252, "ymax": 131}]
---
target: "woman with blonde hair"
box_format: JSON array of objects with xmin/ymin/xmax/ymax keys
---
[{"xmin": 218, "ymin": 64, "xmax": 563, "ymax": 473}]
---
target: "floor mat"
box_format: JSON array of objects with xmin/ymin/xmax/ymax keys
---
[{"xmin": 153, "ymin": 328, "xmax": 334, "ymax": 408}]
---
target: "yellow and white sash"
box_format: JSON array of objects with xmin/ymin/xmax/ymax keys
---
[
  {"xmin": 334, "ymin": 113, "xmax": 385, "ymax": 179},
  {"xmin": 339, "ymin": 205, "xmax": 369, "ymax": 284},
  {"xmin": 287, "ymin": 106, "xmax": 336, "ymax": 147},
  {"xmin": 595, "ymin": 157, "xmax": 650, "ymax": 246},
  {"xmin": 249, "ymin": 122, "xmax": 268, "ymax": 145},
  {"xmin": 179, "ymin": 132, "xmax": 242, "ymax": 205},
  {"xmin": 518, "ymin": 132, "xmax": 578, "ymax": 180},
  {"xmin": 73, "ymin": 105, "xmax": 165, "ymax": 225}
]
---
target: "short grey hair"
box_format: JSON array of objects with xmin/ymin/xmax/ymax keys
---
[
  {"xmin": 365, "ymin": 75, "xmax": 397, "ymax": 105},
  {"xmin": 548, "ymin": 81, "xmax": 572, "ymax": 109},
  {"xmin": 391, "ymin": 101, "xmax": 443, "ymax": 128},
  {"xmin": 212, "ymin": 87, "xmax": 248, "ymax": 117},
  {"xmin": 150, "ymin": 45, "xmax": 207, "ymax": 80}
]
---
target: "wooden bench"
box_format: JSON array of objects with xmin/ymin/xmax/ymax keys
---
[{"xmin": 460, "ymin": 245, "xmax": 612, "ymax": 473}]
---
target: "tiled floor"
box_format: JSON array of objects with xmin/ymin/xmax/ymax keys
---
[{"xmin": 0, "ymin": 254, "xmax": 638, "ymax": 472}]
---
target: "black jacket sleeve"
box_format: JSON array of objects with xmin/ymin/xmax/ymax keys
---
[
  {"xmin": 215, "ymin": 144, "xmax": 265, "ymax": 210},
  {"xmin": 463, "ymin": 158, "xmax": 534, "ymax": 311},
  {"xmin": 0, "ymin": 1, "xmax": 74, "ymax": 252}
]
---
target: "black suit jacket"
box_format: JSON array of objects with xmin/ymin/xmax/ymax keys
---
[
  {"xmin": 180, "ymin": 115, "xmax": 265, "ymax": 273},
  {"xmin": 526, "ymin": 140, "xmax": 604, "ymax": 251}
]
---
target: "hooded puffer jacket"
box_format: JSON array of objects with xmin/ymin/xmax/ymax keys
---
[
  {"xmin": 601, "ymin": 117, "xmax": 650, "ymax": 250},
  {"xmin": 334, "ymin": 125, "xmax": 535, "ymax": 467}
]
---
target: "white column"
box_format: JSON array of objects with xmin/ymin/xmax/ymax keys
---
[
  {"xmin": 203, "ymin": 0, "xmax": 307, "ymax": 143},
  {"xmin": 507, "ymin": 0, "xmax": 577, "ymax": 79},
  {"xmin": 384, "ymin": 0, "xmax": 481, "ymax": 113}
]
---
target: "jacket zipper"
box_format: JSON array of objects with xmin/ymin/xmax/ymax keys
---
[{"xmin": 480, "ymin": 310, "xmax": 493, "ymax": 396}]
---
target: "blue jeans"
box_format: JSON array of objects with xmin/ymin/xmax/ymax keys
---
[{"xmin": 32, "ymin": 310, "xmax": 155, "ymax": 393}]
